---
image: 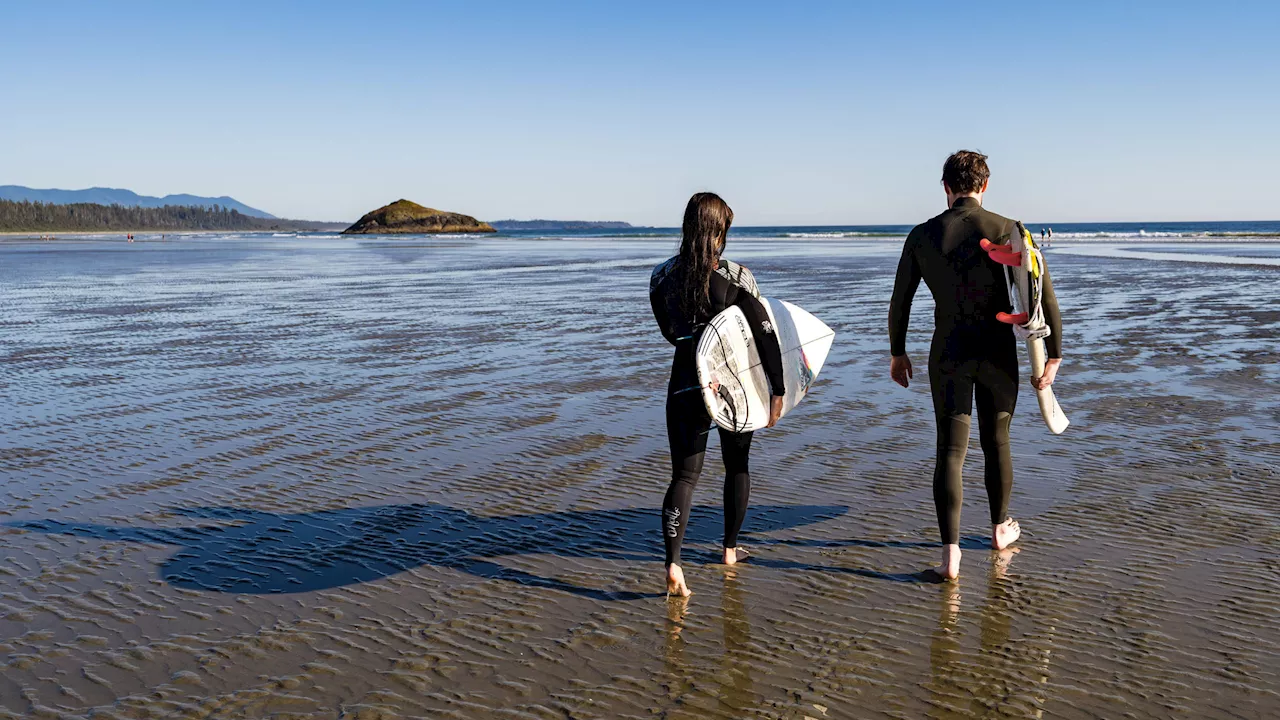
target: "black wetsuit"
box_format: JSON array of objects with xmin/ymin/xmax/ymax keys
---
[
  {"xmin": 888, "ymin": 197, "xmax": 1062, "ymax": 544},
  {"xmin": 650, "ymin": 256, "xmax": 785, "ymax": 565}
]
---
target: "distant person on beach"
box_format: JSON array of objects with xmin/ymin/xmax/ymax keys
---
[
  {"xmin": 649, "ymin": 192, "xmax": 786, "ymax": 597},
  {"xmin": 887, "ymin": 150, "xmax": 1063, "ymax": 580}
]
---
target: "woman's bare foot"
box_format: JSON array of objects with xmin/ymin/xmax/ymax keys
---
[
  {"xmin": 992, "ymin": 518, "xmax": 1021, "ymax": 551},
  {"xmin": 935, "ymin": 543, "xmax": 961, "ymax": 580},
  {"xmin": 722, "ymin": 546, "xmax": 750, "ymax": 565},
  {"xmin": 666, "ymin": 564, "xmax": 692, "ymax": 597}
]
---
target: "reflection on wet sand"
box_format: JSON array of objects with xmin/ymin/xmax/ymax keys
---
[
  {"xmin": 664, "ymin": 596, "xmax": 689, "ymax": 678},
  {"xmin": 928, "ymin": 580, "xmax": 965, "ymax": 718},
  {"xmin": 928, "ymin": 549, "xmax": 1056, "ymax": 719},
  {"xmin": 661, "ymin": 570, "xmax": 759, "ymax": 718},
  {"xmin": 718, "ymin": 570, "xmax": 757, "ymax": 715}
]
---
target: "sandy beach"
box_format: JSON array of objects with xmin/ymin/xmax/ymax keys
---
[{"xmin": 1, "ymin": 234, "xmax": 1277, "ymax": 718}]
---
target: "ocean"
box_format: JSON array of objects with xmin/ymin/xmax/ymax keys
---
[{"xmin": 480, "ymin": 219, "xmax": 1280, "ymax": 241}]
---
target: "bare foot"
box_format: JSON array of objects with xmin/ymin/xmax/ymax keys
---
[
  {"xmin": 935, "ymin": 543, "xmax": 961, "ymax": 580},
  {"xmin": 722, "ymin": 546, "xmax": 750, "ymax": 565},
  {"xmin": 666, "ymin": 564, "xmax": 692, "ymax": 597},
  {"xmin": 992, "ymin": 518, "xmax": 1021, "ymax": 551}
]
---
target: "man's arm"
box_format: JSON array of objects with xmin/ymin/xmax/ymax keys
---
[
  {"xmin": 1030, "ymin": 263, "xmax": 1065, "ymax": 390},
  {"xmin": 888, "ymin": 231, "xmax": 922, "ymax": 357},
  {"xmin": 1040, "ymin": 267, "xmax": 1063, "ymax": 359}
]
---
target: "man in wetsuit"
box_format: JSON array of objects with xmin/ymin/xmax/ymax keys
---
[{"xmin": 888, "ymin": 150, "xmax": 1063, "ymax": 580}]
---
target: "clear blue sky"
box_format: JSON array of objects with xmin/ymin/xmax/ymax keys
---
[{"xmin": 2, "ymin": 1, "xmax": 1276, "ymax": 225}]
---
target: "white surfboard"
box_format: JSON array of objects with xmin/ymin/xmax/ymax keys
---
[
  {"xmin": 983, "ymin": 223, "xmax": 1069, "ymax": 435},
  {"xmin": 695, "ymin": 299, "xmax": 835, "ymax": 432}
]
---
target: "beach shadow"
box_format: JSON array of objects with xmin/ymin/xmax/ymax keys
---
[{"xmin": 7, "ymin": 503, "xmax": 848, "ymax": 599}]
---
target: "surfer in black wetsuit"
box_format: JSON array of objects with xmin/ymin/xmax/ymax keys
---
[
  {"xmin": 650, "ymin": 192, "xmax": 786, "ymax": 597},
  {"xmin": 888, "ymin": 151, "xmax": 1063, "ymax": 580}
]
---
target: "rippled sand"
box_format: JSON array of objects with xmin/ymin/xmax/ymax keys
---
[{"xmin": 2, "ymin": 236, "xmax": 1277, "ymax": 719}]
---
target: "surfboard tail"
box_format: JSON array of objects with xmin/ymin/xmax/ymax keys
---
[
  {"xmin": 1028, "ymin": 336, "xmax": 1069, "ymax": 435},
  {"xmin": 1037, "ymin": 388, "xmax": 1070, "ymax": 435}
]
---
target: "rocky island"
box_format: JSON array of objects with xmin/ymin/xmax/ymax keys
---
[{"xmin": 342, "ymin": 199, "xmax": 496, "ymax": 234}]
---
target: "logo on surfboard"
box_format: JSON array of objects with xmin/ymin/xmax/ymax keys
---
[{"xmin": 797, "ymin": 347, "xmax": 815, "ymax": 393}]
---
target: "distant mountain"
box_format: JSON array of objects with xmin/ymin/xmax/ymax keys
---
[
  {"xmin": 489, "ymin": 219, "xmax": 634, "ymax": 230},
  {"xmin": 0, "ymin": 186, "xmax": 275, "ymax": 219},
  {"xmin": 343, "ymin": 200, "xmax": 496, "ymax": 235},
  {"xmin": 0, "ymin": 199, "xmax": 346, "ymax": 233}
]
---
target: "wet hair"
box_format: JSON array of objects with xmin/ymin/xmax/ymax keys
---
[
  {"xmin": 941, "ymin": 150, "xmax": 990, "ymax": 194},
  {"xmin": 678, "ymin": 192, "xmax": 734, "ymax": 319}
]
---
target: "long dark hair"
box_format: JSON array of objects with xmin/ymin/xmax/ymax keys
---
[{"xmin": 678, "ymin": 192, "xmax": 733, "ymax": 319}]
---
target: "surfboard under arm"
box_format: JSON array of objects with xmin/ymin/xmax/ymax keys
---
[{"xmin": 1027, "ymin": 335, "xmax": 1069, "ymax": 435}]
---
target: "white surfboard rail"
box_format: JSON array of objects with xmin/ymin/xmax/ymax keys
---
[{"xmin": 695, "ymin": 298, "xmax": 835, "ymax": 433}]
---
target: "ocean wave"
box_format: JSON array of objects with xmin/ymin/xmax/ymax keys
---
[
  {"xmin": 1049, "ymin": 231, "xmax": 1280, "ymax": 241},
  {"xmin": 1049, "ymin": 231, "xmax": 1186, "ymax": 238},
  {"xmin": 780, "ymin": 232, "xmax": 903, "ymax": 238}
]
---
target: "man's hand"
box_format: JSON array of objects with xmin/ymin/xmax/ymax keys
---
[
  {"xmin": 891, "ymin": 354, "xmax": 914, "ymax": 388},
  {"xmin": 766, "ymin": 395, "xmax": 784, "ymax": 428},
  {"xmin": 1031, "ymin": 358, "xmax": 1062, "ymax": 390}
]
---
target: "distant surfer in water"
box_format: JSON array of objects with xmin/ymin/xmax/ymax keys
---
[
  {"xmin": 888, "ymin": 151, "xmax": 1064, "ymax": 580},
  {"xmin": 649, "ymin": 192, "xmax": 786, "ymax": 597}
]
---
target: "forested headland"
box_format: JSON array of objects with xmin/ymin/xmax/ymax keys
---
[{"xmin": 0, "ymin": 200, "xmax": 346, "ymax": 233}]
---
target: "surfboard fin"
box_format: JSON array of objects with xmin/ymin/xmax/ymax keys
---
[{"xmin": 980, "ymin": 239, "xmax": 1023, "ymax": 266}]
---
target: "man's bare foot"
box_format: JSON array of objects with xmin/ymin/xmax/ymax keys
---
[
  {"xmin": 722, "ymin": 546, "xmax": 750, "ymax": 565},
  {"xmin": 666, "ymin": 564, "xmax": 692, "ymax": 597},
  {"xmin": 935, "ymin": 543, "xmax": 961, "ymax": 580},
  {"xmin": 992, "ymin": 518, "xmax": 1021, "ymax": 551}
]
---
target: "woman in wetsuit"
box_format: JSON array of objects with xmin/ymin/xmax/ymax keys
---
[{"xmin": 649, "ymin": 192, "xmax": 786, "ymax": 597}]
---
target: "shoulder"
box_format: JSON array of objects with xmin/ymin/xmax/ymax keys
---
[
  {"xmin": 904, "ymin": 221, "xmax": 931, "ymax": 248},
  {"xmin": 974, "ymin": 206, "xmax": 1017, "ymax": 241},
  {"xmin": 977, "ymin": 205, "xmax": 1014, "ymax": 225},
  {"xmin": 650, "ymin": 256, "xmax": 679, "ymax": 293},
  {"xmin": 716, "ymin": 258, "xmax": 760, "ymax": 298}
]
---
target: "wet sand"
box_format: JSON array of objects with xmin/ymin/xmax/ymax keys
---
[{"xmin": 1, "ymin": 236, "xmax": 1277, "ymax": 718}]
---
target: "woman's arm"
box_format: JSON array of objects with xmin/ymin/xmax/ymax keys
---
[
  {"xmin": 650, "ymin": 290, "xmax": 680, "ymax": 346},
  {"xmin": 733, "ymin": 291, "xmax": 786, "ymax": 398}
]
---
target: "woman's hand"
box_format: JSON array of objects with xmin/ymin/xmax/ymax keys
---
[
  {"xmin": 1032, "ymin": 358, "xmax": 1062, "ymax": 390},
  {"xmin": 890, "ymin": 354, "xmax": 914, "ymax": 388},
  {"xmin": 767, "ymin": 395, "xmax": 784, "ymax": 428}
]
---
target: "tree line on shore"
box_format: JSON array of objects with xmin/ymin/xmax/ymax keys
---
[{"xmin": 0, "ymin": 199, "xmax": 345, "ymax": 232}]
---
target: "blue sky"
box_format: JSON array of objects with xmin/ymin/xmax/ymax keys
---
[{"xmin": 2, "ymin": 1, "xmax": 1277, "ymax": 224}]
